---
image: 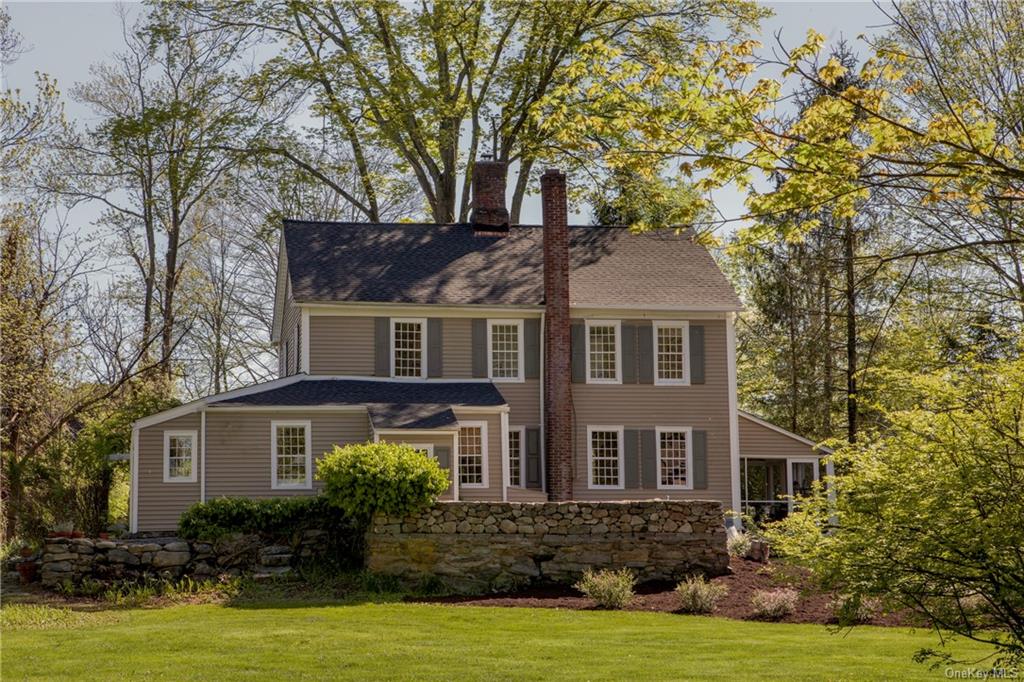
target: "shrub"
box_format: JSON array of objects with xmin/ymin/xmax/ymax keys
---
[
  {"xmin": 830, "ymin": 593, "xmax": 880, "ymax": 625},
  {"xmin": 750, "ymin": 588, "xmax": 799, "ymax": 620},
  {"xmin": 315, "ymin": 442, "xmax": 450, "ymax": 520},
  {"xmin": 675, "ymin": 576, "xmax": 728, "ymax": 614},
  {"xmin": 178, "ymin": 495, "xmax": 352, "ymax": 542},
  {"xmin": 574, "ymin": 568, "xmax": 636, "ymax": 609},
  {"xmin": 727, "ymin": 531, "xmax": 752, "ymax": 558}
]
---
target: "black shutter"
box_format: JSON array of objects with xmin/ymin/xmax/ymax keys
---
[
  {"xmin": 524, "ymin": 319, "xmax": 540, "ymax": 379},
  {"xmin": 692, "ymin": 430, "xmax": 708, "ymax": 489},
  {"xmin": 690, "ymin": 325, "xmax": 705, "ymax": 384},
  {"xmin": 435, "ymin": 445, "xmax": 451, "ymax": 470},
  {"xmin": 525, "ymin": 428, "xmax": 541, "ymax": 489},
  {"xmin": 621, "ymin": 324, "xmax": 637, "ymax": 384},
  {"xmin": 570, "ymin": 323, "xmax": 585, "ymax": 383},
  {"xmin": 641, "ymin": 429, "xmax": 657, "ymax": 489},
  {"xmin": 471, "ymin": 319, "xmax": 488, "ymax": 378},
  {"xmin": 427, "ymin": 318, "xmax": 443, "ymax": 377},
  {"xmin": 624, "ymin": 429, "xmax": 640, "ymax": 488},
  {"xmin": 374, "ymin": 318, "xmax": 390, "ymax": 376},
  {"xmin": 637, "ymin": 324, "xmax": 654, "ymax": 384}
]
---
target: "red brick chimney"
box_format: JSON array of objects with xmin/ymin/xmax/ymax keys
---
[
  {"xmin": 542, "ymin": 168, "xmax": 574, "ymax": 501},
  {"xmin": 470, "ymin": 160, "xmax": 510, "ymax": 234}
]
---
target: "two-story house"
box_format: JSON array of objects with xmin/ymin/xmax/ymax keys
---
[{"xmin": 129, "ymin": 162, "xmax": 830, "ymax": 533}]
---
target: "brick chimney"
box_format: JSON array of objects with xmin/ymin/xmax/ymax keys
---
[
  {"xmin": 470, "ymin": 159, "xmax": 510, "ymax": 234},
  {"xmin": 542, "ymin": 168, "xmax": 574, "ymax": 501}
]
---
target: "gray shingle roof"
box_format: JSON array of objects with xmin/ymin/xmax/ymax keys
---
[
  {"xmin": 282, "ymin": 221, "xmax": 741, "ymax": 310},
  {"xmin": 209, "ymin": 378, "xmax": 506, "ymax": 410},
  {"xmin": 367, "ymin": 404, "xmax": 458, "ymax": 430}
]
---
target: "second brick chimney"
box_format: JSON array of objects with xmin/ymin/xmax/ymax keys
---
[
  {"xmin": 470, "ymin": 159, "xmax": 510, "ymax": 234},
  {"xmin": 541, "ymin": 168, "xmax": 574, "ymax": 501}
]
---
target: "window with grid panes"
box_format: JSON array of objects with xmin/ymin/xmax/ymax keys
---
[
  {"xmin": 393, "ymin": 321, "xmax": 424, "ymax": 377},
  {"xmin": 490, "ymin": 323, "xmax": 520, "ymax": 379},
  {"xmin": 274, "ymin": 424, "xmax": 308, "ymax": 486},
  {"xmin": 166, "ymin": 434, "xmax": 193, "ymax": 480},
  {"xmin": 656, "ymin": 324, "xmax": 686, "ymax": 382},
  {"xmin": 508, "ymin": 430, "xmax": 522, "ymax": 486},
  {"xmin": 458, "ymin": 426, "xmax": 484, "ymax": 485},
  {"xmin": 590, "ymin": 430, "xmax": 621, "ymax": 487},
  {"xmin": 658, "ymin": 430, "xmax": 688, "ymax": 488},
  {"xmin": 588, "ymin": 324, "xmax": 618, "ymax": 380}
]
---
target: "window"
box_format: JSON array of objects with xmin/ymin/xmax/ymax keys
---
[
  {"xmin": 656, "ymin": 427, "xmax": 693, "ymax": 490},
  {"xmin": 163, "ymin": 430, "xmax": 197, "ymax": 483},
  {"xmin": 508, "ymin": 427, "xmax": 524, "ymax": 487},
  {"xmin": 488, "ymin": 319, "xmax": 524, "ymax": 381},
  {"xmin": 585, "ymin": 320, "xmax": 621, "ymax": 383},
  {"xmin": 271, "ymin": 421, "xmax": 311, "ymax": 489},
  {"xmin": 458, "ymin": 422, "xmax": 488, "ymax": 488},
  {"xmin": 587, "ymin": 426, "xmax": 624, "ymax": 489},
  {"xmin": 406, "ymin": 443, "xmax": 435, "ymax": 459},
  {"xmin": 654, "ymin": 321, "xmax": 690, "ymax": 385},
  {"xmin": 391, "ymin": 318, "xmax": 426, "ymax": 378}
]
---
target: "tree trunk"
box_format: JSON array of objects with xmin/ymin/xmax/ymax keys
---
[{"xmin": 844, "ymin": 217, "xmax": 857, "ymax": 443}]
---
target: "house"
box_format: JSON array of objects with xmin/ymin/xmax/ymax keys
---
[{"xmin": 129, "ymin": 162, "xmax": 830, "ymax": 532}]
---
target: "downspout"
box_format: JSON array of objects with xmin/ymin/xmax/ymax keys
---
[
  {"xmin": 726, "ymin": 312, "xmax": 743, "ymax": 530},
  {"xmin": 452, "ymin": 431, "xmax": 460, "ymax": 502},
  {"xmin": 500, "ymin": 410, "xmax": 510, "ymax": 502}
]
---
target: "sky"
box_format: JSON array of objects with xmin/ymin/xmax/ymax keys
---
[{"xmin": 4, "ymin": 1, "xmax": 891, "ymax": 231}]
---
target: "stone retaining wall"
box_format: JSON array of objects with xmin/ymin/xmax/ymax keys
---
[
  {"xmin": 366, "ymin": 500, "xmax": 729, "ymax": 593},
  {"xmin": 38, "ymin": 531, "xmax": 331, "ymax": 587}
]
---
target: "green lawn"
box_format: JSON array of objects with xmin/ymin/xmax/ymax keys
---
[{"xmin": 2, "ymin": 601, "xmax": 989, "ymax": 681}]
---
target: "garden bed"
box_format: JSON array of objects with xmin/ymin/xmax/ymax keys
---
[{"xmin": 406, "ymin": 558, "xmax": 913, "ymax": 627}]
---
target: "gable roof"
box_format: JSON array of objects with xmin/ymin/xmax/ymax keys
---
[
  {"xmin": 209, "ymin": 377, "xmax": 507, "ymax": 409},
  {"xmin": 282, "ymin": 221, "xmax": 742, "ymax": 311}
]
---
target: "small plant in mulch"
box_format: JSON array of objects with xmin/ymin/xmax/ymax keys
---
[
  {"xmin": 675, "ymin": 576, "xmax": 729, "ymax": 614},
  {"xmin": 727, "ymin": 531, "xmax": 752, "ymax": 558},
  {"xmin": 575, "ymin": 568, "xmax": 636, "ymax": 610},
  {"xmin": 750, "ymin": 588, "xmax": 799, "ymax": 620},
  {"xmin": 829, "ymin": 593, "xmax": 882, "ymax": 625}
]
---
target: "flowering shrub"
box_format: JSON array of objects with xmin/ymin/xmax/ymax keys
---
[
  {"xmin": 675, "ymin": 575, "xmax": 728, "ymax": 614},
  {"xmin": 575, "ymin": 568, "xmax": 636, "ymax": 609},
  {"xmin": 750, "ymin": 588, "xmax": 799, "ymax": 620}
]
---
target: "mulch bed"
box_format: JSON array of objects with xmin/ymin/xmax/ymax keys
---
[{"xmin": 406, "ymin": 558, "xmax": 912, "ymax": 627}]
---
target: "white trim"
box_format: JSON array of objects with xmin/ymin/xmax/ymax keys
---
[
  {"xmin": 500, "ymin": 411, "xmax": 510, "ymax": 501},
  {"xmin": 270, "ymin": 420, "xmax": 313, "ymax": 490},
  {"xmin": 727, "ymin": 314, "xmax": 742, "ymax": 523},
  {"xmin": 654, "ymin": 426, "xmax": 694, "ymax": 490},
  {"xmin": 300, "ymin": 308, "xmax": 310, "ymax": 373},
  {"xmin": 452, "ymin": 431, "xmax": 460, "ymax": 501},
  {"xmin": 586, "ymin": 425, "xmax": 625, "ymax": 490},
  {"xmin": 129, "ymin": 427, "xmax": 139, "ymax": 533},
  {"xmin": 210, "ymin": 405, "xmax": 369, "ymax": 413},
  {"xmin": 303, "ymin": 302, "xmax": 544, "ymax": 317},
  {"xmin": 453, "ymin": 405, "xmax": 510, "ymax": 414},
  {"xmin": 163, "ymin": 430, "xmax": 198, "ymax": 483},
  {"xmin": 584, "ymin": 319, "xmax": 622, "ymax": 384},
  {"xmin": 200, "ymin": 410, "xmax": 207, "ymax": 502},
  {"xmin": 271, "ymin": 236, "xmax": 287, "ymax": 342},
  {"xmin": 390, "ymin": 317, "xmax": 428, "ymax": 379},
  {"xmin": 652, "ymin": 320, "xmax": 691, "ymax": 386},
  {"xmin": 739, "ymin": 410, "xmax": 834, "ymax": 453},
  {"xmin": 403, "ymin": 443, "xmax": 436, "ymax": 458},
  {"xmin": 374, "ymin": 429, "xmax": 459, "ymax": 437},
  {"xmin": 507, "ymin": 425, "xmax": 527, "ymax": 488},
  {"xmin": 457, "ymin": 420, "xmax": 489, "ymax": 489},
  {"xmin": 571, "ymin": 306, "xmax": 738, "ymax": 316},
  {"xmin": 487, "ymin": 319, "xmax": 525, "ymax": 383}
]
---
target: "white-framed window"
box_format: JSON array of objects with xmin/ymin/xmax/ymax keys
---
[
  {"xmin": 508, "ymin": 426, "xmax": 525, "ymax": 487},
  {"xmin": 653, "ymin": 321, "xmax": 690, "ymax": 385},
  {"xmin": 655, "ymin": 426, "xmax": 693, "ymax": 490},
  {"xmin": 391, "ymin": 317, "xmax": 427, "ymax": 378},
  {"xmin": 163, "ymin": 430, "xmax": 197, "ymax": 483},
  {"xmin": 405, "ymin": 443, "xmax": 435, "ymax": 459},
  {"xmin": 458, "ymin": 421, "xmax": 488, "ymax": 488},
  {"xmin": 487, "ymin": 319, "xmax": 524, "ymax": 382},
  {"xmin": 587, "ymin": 426, "xmax": 624, "ymax": 489},
  {"xmin": 585, "ymin": 320, "xmax": 621, "ymax": 384},
  {"xmin": 271, "ymin": 420, "xmax": 312, "ymax": 490}
]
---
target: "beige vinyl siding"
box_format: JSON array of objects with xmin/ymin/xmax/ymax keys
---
[
  {"xmin": 571, "ymin": 318, "xmax": 732, "ymax": 507},
  {"xmin": 507, "ymin": 487, "xmax": 547, "ymax": 502},
  {"xmin": 308, "ymin": 316, "xmax": 375, "ymax": 375},
  {"xmin": 377, "ymin": 433, "xmax": 458, "ymax": 500},
  {"xmin": 441, "ymin": 317, "xmax": 473, "ymax": 378},
  {"xmin": 452, "ymin": 410, "xmax": 503, "ymax": 501},
  {"xmin": 739, "ymin": 414, "xmax": 822, "ymax": 458},
  {"xmin": 137, "ymin": 413, "xmax": 202, "ymax": 532},
  {"xmin": 204, "ymin": 410, "xmax": 371, "ymax": 499},
  {"xmin": 497, "ymin": 379, "xmax": 540, "ymax": 432}
]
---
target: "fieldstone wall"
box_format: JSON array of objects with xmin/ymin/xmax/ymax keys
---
[
  {"xmin": 367, "ymin": 500, "xmax": 729, "ymax": 593},
  {"xmin": 38, "ymin": 530, "xmax": 331, "ymax": 587}
]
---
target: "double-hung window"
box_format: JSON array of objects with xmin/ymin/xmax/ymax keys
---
[
  {"xmin": 655, "ymin": 427, "xmax": 693, "ymax": 490},
  {"xmin": 272, "ymin": 420, "xmax": 312, "ymax": 489},
  {"xmin": 458, "ymin": 422, "xmax": 488, "ymax": 488},
  {"xmin": 391, "ymin": 318, "xmax": 427, "ymax": 378},
  {"xmin": 587, "ymin": 426, "xmax": 624, "ymax": 489},
  {"xmin": 488, "ymin": 319, "xmax": 524, "ymax": 382},
  {"xmin": 163, "ymin": 430, "xmax": 197, "ymax": 483},
  {"xmin": 585, "ymin": 320, "xmax": 621, "ymax": 383},
  {"xmin": 654, "ymin": 321, "xmax": 690, "ymax": 385},
  {"xmin": 508, "ymin": 427, "xmax": 524, "ymax": 487}
]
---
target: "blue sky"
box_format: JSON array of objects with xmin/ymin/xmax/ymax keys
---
[{"xmin": 5, "ymin": 1, "xmax": 887, "ymax": 230}]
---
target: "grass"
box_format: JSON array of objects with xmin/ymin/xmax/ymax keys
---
[{"xmin": 1, "ymin": 599, "xmax": 992, "ymax": 681}]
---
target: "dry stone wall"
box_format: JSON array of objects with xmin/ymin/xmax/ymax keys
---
[{"xmin": 367, "ymin": 500, "xmax": 729, "ymax": 593}]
